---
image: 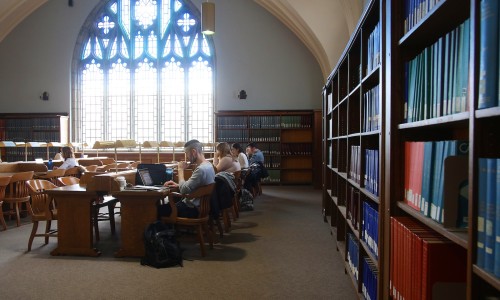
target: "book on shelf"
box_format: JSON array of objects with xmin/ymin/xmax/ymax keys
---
[
  {"xmin": 390, "ymin": 217, "xmax": 467, "ymax": 300},
  {"xmin": 363, "ymin": 85, "xmax": 380, "ymax": 132},
  {"xmin": 404, "ymin": 0, "xmax": 444, "ymax": 34},
  {"xmin": 362, "ymin": 200, "xmax": 379, "ymax": 258},
  {"xmin": 364, "ymin": 149, "xmax": 379, "ymax": 196},
  {"xmin": 478, "ymin": 0, "xmax": 499, "ymax": 109},
  {"xmin": 404, "ymin": 19, "xmax": 470, "ymax": 122},
  {"xmin": 347, "ymin": 233, "xmax": 359, "ymax": 280},
  {"xmin": 367, "ymin": 21, "xmax": 381, "ymax": 74},
  {"xmin": 404, "ymin": 140, "xmax": 468, "ymax": 225},
  {"xmin": 362, "ymin": 256, "xmax": 378, "ymax": 300},
  {"xmin": 477, "ymin": 158, "xmax": 500, "ymax": 278}
]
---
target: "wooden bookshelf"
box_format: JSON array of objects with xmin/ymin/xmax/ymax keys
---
[
  {"xmin": 215, "ymin": 110, "xmax": 317, "ymax": 185},
  {"xmin": 325, "ymin": 0, "xmax": 500, "ymax": 298},
  {"xmin": 0, "ymin": 113, "xmax": 69, "ymax": 162},
  {"xmin": 322, "ymin": 0, "xmax": 384, "ymax": 299},
  {"xmin": 385, "ymin": 0, "xmax": 500, "ymax": 299}
]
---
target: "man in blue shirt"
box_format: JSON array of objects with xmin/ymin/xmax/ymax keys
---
[{"xmin": 247, "ymin": 142, "xmax": 264, "ymax": 164}]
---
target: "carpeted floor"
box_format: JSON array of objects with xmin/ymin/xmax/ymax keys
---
[{"xmin": 0, "ymin": 186, "xmax": 357, "ymax": 299}]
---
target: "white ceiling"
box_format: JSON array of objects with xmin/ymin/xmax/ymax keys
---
[{"xmin": 0, "ymin": 0, "xmax": 364, "ymax": 79}]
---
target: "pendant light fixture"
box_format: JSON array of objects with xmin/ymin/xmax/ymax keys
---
[{"xmin": 201, "ymin": 1, "xmax": 215, "ymax": 35}]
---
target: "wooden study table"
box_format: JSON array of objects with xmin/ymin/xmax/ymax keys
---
[
  {"xmin": 46, "ymin": 184, "xmax": 100, "ymax": 256},
  {"xmin": 112, "ymin": 188, "xmax": 170, "ymax": 257}
]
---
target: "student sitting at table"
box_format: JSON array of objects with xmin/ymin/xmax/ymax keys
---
[
  {"xmin": 54, "ymin": 147, "xmax": 63, "ymax": 160},
  {"xmin": 54, "ymin": 146, "xmax": 80, "ymax": 170},
  {"xmin": 213, "ymin": 142, "xmax": 241, "ymax": 173},
  {"xmin": 231, "ymin": 143, "xmax": 249, "ymax": 169},
  {"xmin": 159, "ymin": 140, "xmax": 216, "ymax": 218}
]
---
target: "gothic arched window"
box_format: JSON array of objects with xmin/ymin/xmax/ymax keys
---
[{"xmin": 72, "ymin": 0, "xmax": 214, "ymax": 145}]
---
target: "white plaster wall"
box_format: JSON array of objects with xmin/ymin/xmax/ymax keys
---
[{"xmin": 0, "ymin": 0, "xmax": 323, "ymax": 115}]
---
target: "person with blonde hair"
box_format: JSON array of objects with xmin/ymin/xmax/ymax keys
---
[{"xmin": 213, "ymin": 142, "xmax": 241, "ymax": 173}]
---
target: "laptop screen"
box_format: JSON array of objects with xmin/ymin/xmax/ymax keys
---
[{"xmin": 138, "ymin": 169, "xmax": 154, "ymax": 186}]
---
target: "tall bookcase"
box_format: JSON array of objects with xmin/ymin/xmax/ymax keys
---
[
  {"xmin": 0, "ymin": 113, "xmax": 69, "ymax": 162},
  {"xmin": 215, "ymin": 110, "xmax": 315, "ymax": 185},
  {"xmin": 322, "ymin": 0, "xmax": 500, "ymax": 299},
  {"xmin": 322, "ymin": 0, "xmax": 385, "ymax": 299}
]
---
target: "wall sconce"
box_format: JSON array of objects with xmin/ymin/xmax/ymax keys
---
[
  {"xmin": 201, "ymin": 1, "xmax": 215, "ymax": 35},
  {"xmin": 238, "ymin": 90, "xmax": 247, "ymax": 100},
  {"xmin": 40, "ymin": 91, "xmax": 49, "ymax": 101}
]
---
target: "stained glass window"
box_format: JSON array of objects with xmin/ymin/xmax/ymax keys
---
[{"xmin": 72, "ymin": 0, "xmax": 214, "ymax": 146}]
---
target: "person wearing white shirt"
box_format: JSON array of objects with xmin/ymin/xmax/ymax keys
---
[
  {"xmin": 55, "ymin": 146, "xmax": 80, "ymax": 170},
  {"xmin": 231, "ymin": 143, "xmax": 249, "ymax": 169}
]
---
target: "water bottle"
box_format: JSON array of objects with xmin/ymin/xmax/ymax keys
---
[
  {"xmin": 165, "ymin": 168, "xmax": 173, "ymax": 182},
  {"xmin": 48, "ymin": 159, "xmax": 53, "ymax": 170}
]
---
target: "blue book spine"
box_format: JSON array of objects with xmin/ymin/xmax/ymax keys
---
[
  {"xmin": 485, "ymin": 159, "xmax": 497, "ymax": 273},
  {"xmin": 478, "ymin": 0, "xmax": 499, "ymax": 109},
  {"xmin": 430, "ymin": 141, "xmax": 444, "ymax": 221},
  {"xmin": 495, "ymin": 159, "xmax": 500, "ymax": 277},
  {"xmin": 421, "ymin": 141, "xmax": 434, "ymax": 216},
  {"xmin": 478, "ymin": 158, "xmax": 488, "ymax": 268}
]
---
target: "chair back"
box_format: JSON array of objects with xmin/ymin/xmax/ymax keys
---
[
  {"xmin": 25, "ymin": 179, "xmax": 58, "ymax": 219},
  {"xmin": 85, "ymin": 165, "xmax": 99, "ymax": 172},
  {"xmin": 6, "ymin": 171, "xmax": 34, "ymax": 199},
  {"xmin": 0, "ymin": 176, "xmax": 11, "ymax": 199},
  {"xmin": 185, "ymin": 183, "xmax": 215, "ymax": 218},
  {"xmin": 64, "ymin": 166, "xmax": 81, "ymax": 178},
  {"xmin": 42, "ymin": 168, "xmax": 66, "ymax": 186},
  {"xmin": 57, "ymin": 176, "xmax": 80, "ymax": 186}
]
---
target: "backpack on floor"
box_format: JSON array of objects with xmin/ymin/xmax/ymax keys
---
[{"xmin": 141, "ymin": 221, "xmax": 183, "ymax": 268}]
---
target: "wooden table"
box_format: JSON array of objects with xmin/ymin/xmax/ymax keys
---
[
  {"xmin": 112, "ymin": 188, "xmax": 170, "ymax": 257},
  {"xmin": 46, "ymin": 184, "xmax": 101, "ymax": 256}
]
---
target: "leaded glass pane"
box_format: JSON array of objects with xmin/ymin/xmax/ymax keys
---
[{"xmin": 74, "ymin": 0, "xmax": 214, "ymax": 146}]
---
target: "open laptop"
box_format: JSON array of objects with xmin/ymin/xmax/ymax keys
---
[{"xmin": 130, "ymin": 169, "xmax": 164, "ymax": 190}]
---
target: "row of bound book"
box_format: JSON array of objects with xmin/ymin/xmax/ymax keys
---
[
  {"xmin": 261, "ymin": 170, "xmax": 280, "ymax": 183},
  {"xmin": 262, "ymin": 156, "xmax": 280, "ymax": 169},
  {"xmin": 349, "ymin": 146, "xmax": 379, "ymax": 197},
  {"xmin": 216, "ymin": 129, "xmax": 280, "ymax": 143},
  {"xmin": 404, "ymin": 0, "xmax": 443, "ymax": 34},
  {"xmin": 366, "ymin": 22, "xmax": 381, "ymax": 75},
  {"xmin": 404, "ymin": 18, "xmax": 470, "ymax": 122},
  {"xmin": 281, "ymin": 143, "xmax": 312, "ymax": 156},
  {"xmin": 476, "ymin": 158, "xmax": 500, "ymax": 278},
  {"xmin": 404, "ymin": 140, "xmax": 469, "ymax": 228},
  {"xmin": 478, "ymin": 0, "xmax": 500, "ymax": 109},
  {"xmin": 4, "ymin": 117, "xmax": 62, "ymax": 129},
  {"xmin": 347, "ymin": 233, "xmax": 360, "ymax": 281},
  {"xmin": 362, "ymin": 201, "xmax": 379, "ymax": 258},
  {"xmin": 362, "ymin": 256, "xmax": 378, "ymax": 300},
  {"xmin": 363, "ymin": 84, "xmax": 380, "ymax": 132},
  {"xmin": 390, "ymin": 216, "xmax": 467, "ymax": 300}
]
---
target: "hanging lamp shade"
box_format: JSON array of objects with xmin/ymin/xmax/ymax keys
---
[{"xmin": 201, "ymin": 1, "xmax": 215, "ymax": 35}]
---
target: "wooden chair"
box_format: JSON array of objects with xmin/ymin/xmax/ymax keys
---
[
  {"xmin": 39, "ymin": 168, "xmax": 66, "ymax": 186},
  {"xmin": 64, "ymin": 166, "xmax": 81, "ymax": 178},
  {"xmin": 0, "ymin": 176, "xmax": 11, "ymax": 230},
  {"xmin": 232, "ymin": 170, "xmax": 242, "ymax": 219},
  {"xmin": 85, "ymin": 165, "xmax": 98, "ymax": 172},
  {"xmin": 129, "ymin": 161, "xmax": 141, "ymax": 169},
  {"xmin": 161, "ymin": 183, "xmax": 215, "ymax": 257},
  {"xmin": 56, "ymin": 176, "xmax": 118, "ymax": 241},
  {"xmin": 3, "ymin": 171, "xmax": 34, "ymax": 227},
  {"xmin": 57, "ymin": 176, "xmax": 79, "ymax": 186},
  {"xmin": 25, "ymin": 179, "xmax": 58, "ymax": 251}
]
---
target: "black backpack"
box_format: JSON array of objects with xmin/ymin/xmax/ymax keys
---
[{"xmin": 140, "ymin": 221, "xmax": 183, "ymax": 268}]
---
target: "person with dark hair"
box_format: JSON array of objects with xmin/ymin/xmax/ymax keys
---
[
  {"xmin": 231, "ymin": 142, "xmax": 249, "ymax": 169},
  {"xmin": 247, "ymin": 142, "xmax": 264, "ymax": 164},
  {"xmin": 55, "ymin": 146, "xmax": 80, "ymax": 170},
  {"xmin": 159, "ymin": 139, "xmax": 216, "ymax": 218}
]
